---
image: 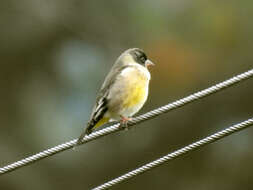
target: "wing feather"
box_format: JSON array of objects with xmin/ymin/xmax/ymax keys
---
[{"xmin": 75, "ymin": 63, "xmax": 130, "ymax": 145}]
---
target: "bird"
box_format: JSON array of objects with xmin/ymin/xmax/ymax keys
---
[{"xmin": 75, "ymin": 48, "xmax": 154, "ymax": 146}]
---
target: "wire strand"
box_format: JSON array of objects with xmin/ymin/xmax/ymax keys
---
[
  {"xmin": 93, "ymin": 118, "xmax": 253, "ymax": 190},
  {"xmin": 0, "ymin": 69, "xmax": 253, "ymax": 175}
]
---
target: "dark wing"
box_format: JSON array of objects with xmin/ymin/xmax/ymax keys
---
[
  {"xmin": 75, "ymin": 89, "xmax": 109, "ymax": 146},
  {"xmin": 87, "ymin": 63, "xmax": 124, "ymax": 127},
  {"xmin": 75, "ymin": 63, "xmax": 127, "ymax": 145},
  {"xmin": 90, "ymin": 63, "xmax": 130, "ymax": 125},
  {"xmin": 86, "ymin": 88, "xmax": 109, "ymax": 132}
]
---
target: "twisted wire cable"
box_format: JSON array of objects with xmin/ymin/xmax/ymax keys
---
[
  {"xmin": 0, "ymin": 69, "xmax": 253, "ymax": 175},
  {"xmin": 93, "ymin": 118, "xmax": 253, "ymax": 190}
]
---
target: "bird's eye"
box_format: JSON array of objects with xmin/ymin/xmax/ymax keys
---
[
  {"xmin": 140, "ymin": 56, "xmax": 146, "ymax": 63},
  {"xmin": 133, "ymin": 49, "xmax": 147, "ymax": 65}
]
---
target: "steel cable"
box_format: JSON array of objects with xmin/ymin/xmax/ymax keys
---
[
  {"xmin": 0, "ymin": 69, "xmax": 253, "ymax": 175},
  {"xmin": 93, "ymin": 118, "xmax": 253, "ymax": 190}
]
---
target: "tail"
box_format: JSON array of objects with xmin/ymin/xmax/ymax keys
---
[{"xmin": 75, "ymin": 117, "xmax": 110, "ymax": 147}]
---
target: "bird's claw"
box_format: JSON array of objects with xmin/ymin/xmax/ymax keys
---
[{"xmin": 119, "ymin": 116, "xmax": 132, "ymax": 130}]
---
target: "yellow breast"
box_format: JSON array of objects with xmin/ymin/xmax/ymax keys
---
[
  {"xmin": 122, "ymin": 67, "xmax": 149, "ymax": 109},
  {"xmin": 107, "ymin": 64, "xmax": 151, "ymax": 118},
  {"xmin": 123, "ymin": 82, "xmax": 147, "ymax": 108}
]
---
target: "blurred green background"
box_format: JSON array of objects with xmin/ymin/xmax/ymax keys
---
[{"xmin": 0, "ymin": 0, "xmax": 253, "ymax": 189}]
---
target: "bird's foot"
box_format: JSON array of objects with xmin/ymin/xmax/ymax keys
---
[{"xmin": 119, "ymin": 116, "xmax": 132, "ymax": 130}]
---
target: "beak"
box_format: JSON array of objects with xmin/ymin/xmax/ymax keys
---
[{"xmin": 145, "ymin": 59, "xmax": 155, "ymax": 68}]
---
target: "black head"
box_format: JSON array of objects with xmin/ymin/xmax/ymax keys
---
[{"xmin": 130, "ymin": 48, "xmax": 147, "ymax": 65}]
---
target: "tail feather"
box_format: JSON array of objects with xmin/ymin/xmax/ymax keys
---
[{"xmin": 75, "ymin": 117, "xmax": 110, "ymax": 147}]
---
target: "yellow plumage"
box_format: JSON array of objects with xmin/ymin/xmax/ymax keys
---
[
  {"xmin": 123, "ymin": 84, "xmax": 146, "ymax": 108},
  {"xmin": 93, "ymin": 117, "xmax": 110, "ymax": 129}
]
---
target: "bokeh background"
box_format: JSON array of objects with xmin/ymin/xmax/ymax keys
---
[{"xmin": 1, "ymin": 0, "xmax": 253, "ymax": 189}]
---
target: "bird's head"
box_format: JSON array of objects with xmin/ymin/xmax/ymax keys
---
[{"xmin": 120, "ymin": 48, "xmax": 155, "ymax": 68}]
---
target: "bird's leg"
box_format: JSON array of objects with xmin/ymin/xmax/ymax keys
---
[{"xmin": 119, "ymin": 115, "xmax": 132, "ymax": 130}]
